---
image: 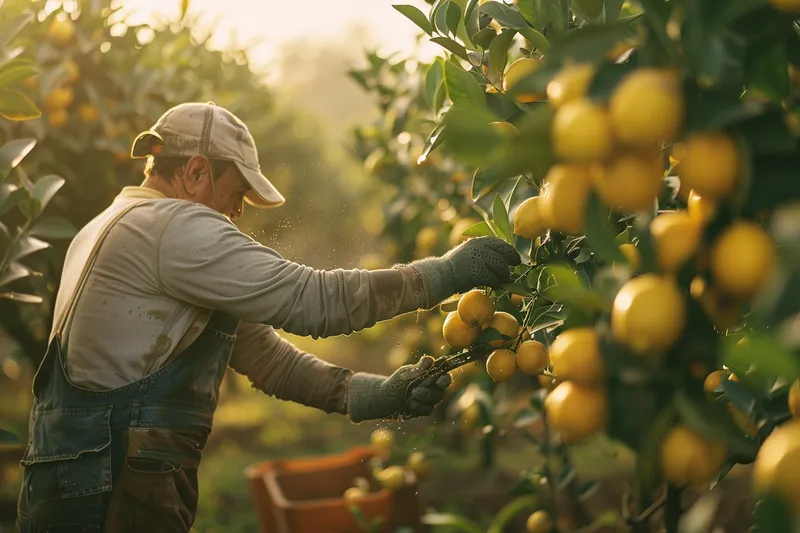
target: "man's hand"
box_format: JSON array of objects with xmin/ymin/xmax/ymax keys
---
[
  {"xmin": 409, "ymin": 236, "xmax": 522, "ymax": 307},
  {"xmin": 347, "ymin": 356, "xmax": 451, "ymax": 423}
]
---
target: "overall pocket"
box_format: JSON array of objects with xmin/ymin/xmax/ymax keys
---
[
  {"xmin": 17, "ymin": 406, "xmax": 113, "ymax": 532},
  {"xmin": 104, "ymin": 427, "xmax": 202, "ymax": 533}
]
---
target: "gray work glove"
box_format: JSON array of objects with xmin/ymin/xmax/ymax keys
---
[
  {"xmin": 347, "ymin": 356, "xmax": 451, "ymax": 423},
  {"xmin": 409, "ymin": 236, "xmax": 522, "ymax": 307}
]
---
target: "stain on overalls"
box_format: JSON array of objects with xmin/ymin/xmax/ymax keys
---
[{"xmin": 16, "ymin": 202, "xmax": 240, "ymax": 533}]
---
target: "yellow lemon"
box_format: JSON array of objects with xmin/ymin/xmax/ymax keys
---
[
  {"xmin": 609, "ymin": 68, "xmax": 684, "ymax": 148},
  {"xmin": 790, "ymin": 380, "xmax": 800, "ymax": 418},
  {"xmin": 515, "ymin": 340, "xmax": 549, "ymax": 375},
  {"xmin": 343, "ymin": 486, "xmax": 367, "ymax": 503},
  {"xmin": 545, "ymin": 381, "xmax": 608, "ymax": 445},
  {"xmin": 660, "ymin": 426, "xmax": 727, "ymax": 486},
  {"xmin": 546, "ymin": 63, "xmax": 595, "ymax": 108},
  {"xmin": 549, "ymin": 327, "xmax": 605, "ymax": 386},
  {"xmin": 612, "ymin": 274, "xmax": 686, "ymax": 355},
  {"xmin": 513, "ymin": 196, "xmax": 544, "ymax": 239},
  {"xmin": 770, "ymin": 0, "xmax": 800, "ymax": 12},
  {"xmin": 503, "ymin": 58, "xmax": 545, "ymax": 103},
  {"xmin": 77, "ymin": 103, "xmax": 99, "ymax": 123},
  {"xmin": 618, "ymin": 243, "xmax": 641, "ymax": 270},
  {"xmin": 552, "ymin": 99, "xmax": 614, "ymax": 162},
  {"xmin": 594, "ymin": 152, "xmax": 664, "ymax": 212},
  {"xmin": 489, "ymin": 121, "xmax": 519, "ymax": 134},
  {"xmin": 539, "ymin": 164, "xmax": 594, "ymax": 235},
  {"xmin": 47, "ymin": 109, "xmax": 68, "ymax": 128},
  {"xmin": 674, "ymin": 133, "xmax": 740, "ymax": 199},
  {"xmin": 43, "ymin": 86, "xmax": 75, "ymax": 111},
  {"xmin": 48, "ymin": 18, "xmax": 76, "ymax": 45},
  {"xmin": 370, "ymin": 429, "xmax": 395, "ymax": 453},
  {"xmin": 442, "ymin": 312, "xmax": 481, "ymax": 349},
  {"xmin": 485, "ymin": 349, "xmax": 518, "ymax": 383},
  {"xmin": 704, "ymin": 370, "xmax": 725, "ymax": 393},
  {"xmin": 650, "ymin": 211, "xmax": 702, "ymax": 273},
  {"xmin": 710, "ymin": 220, "xmax": 776, "ymax": 297},
  {"xmin": 486, "ymin": 311, "xmax": 520, "ymax": 347},
  {"xmin": 526, "ymin": 510, "xmax": 553, "ymax": 533},
  {"xmin": 753, "ymin": 419, "xmax": 800, "ymax": 510},
  {"xmin": 406, "ymin": 451, "xmax": 431, "ymax": 477},
  {"xmin": 457, "ymin": 290, "xmax": 496, "ymax": 328},
  {"xmin": 374, "ymin": 466, "xmax": 407, "ymax": 491}
]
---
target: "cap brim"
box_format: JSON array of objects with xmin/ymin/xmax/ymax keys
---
[
  {"xmin": 130, "ymin": 131, "xmax": 165, "ymax": 158},
  {"xmin": 235, "ymin": 162, "xmax": 285, "ymax": 208}
]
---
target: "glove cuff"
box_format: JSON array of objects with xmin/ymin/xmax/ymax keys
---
[
  {"xmin": 346, "ymin": 372, "xmax": 388, "ymax": 423},
  {"xmin": 408, "ymin": 257, "xmax": 456, "ymax": 308}
]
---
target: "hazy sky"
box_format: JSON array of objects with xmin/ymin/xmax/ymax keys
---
[{"xmin": 120, "ymin": 0, "xmax": 439, "ymax": 81}]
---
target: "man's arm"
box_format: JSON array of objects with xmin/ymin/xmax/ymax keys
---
[
  {"xmin": 230, "ymin": 321, "xmax": 451, "ymax": 422},
  {"xmin": 158, "ymin": 203, "xmax": 427, "ymax": 338},
  {"xmin": 229, "ymin": 321, "xmax": 353, "ymax": 413},
  {"xmin": 158, "ymin": 202, "xmax": 520, "ymax": 338}
]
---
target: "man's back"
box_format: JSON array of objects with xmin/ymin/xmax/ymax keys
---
[{"xmin": 54, "ymin": 187, "xmax": 215, "ymax": 390}]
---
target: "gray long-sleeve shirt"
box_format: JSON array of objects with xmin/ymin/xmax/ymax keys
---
[{"xmin": 52, "ymin": 187, "xmax": 430, "ymax": 414}]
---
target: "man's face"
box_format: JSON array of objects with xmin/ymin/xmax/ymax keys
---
[{"xmin": 178, "ymin": 155, "xmax": 251, "ymax": 220}]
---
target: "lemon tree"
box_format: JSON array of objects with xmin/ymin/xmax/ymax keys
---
[{"xmin": 353, "ymin": 0, "xmax": 800, "ymax": 530}]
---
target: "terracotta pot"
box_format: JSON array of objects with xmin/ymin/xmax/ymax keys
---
[{"xmin": 244, "ymin": 446, "xmax": 425, "ymax": 533}]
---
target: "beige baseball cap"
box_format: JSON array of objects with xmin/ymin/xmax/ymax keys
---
[{"xmin": 131, "ymin": 102, "xmax": 285, "ymax": 208}]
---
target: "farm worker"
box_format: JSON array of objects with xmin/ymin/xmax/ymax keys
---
[{"xmin": 16, "ymin": 102, "xmax": 521, "ymax": 532}]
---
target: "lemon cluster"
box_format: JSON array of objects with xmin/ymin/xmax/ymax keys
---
[{"xmin": 441, "ymin": 290, "xmax": 550, "ymax": 385}]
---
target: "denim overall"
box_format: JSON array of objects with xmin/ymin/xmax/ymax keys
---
[{"xmin": 16, "ymin": 201, "xmax": 240, "ymax": 532}]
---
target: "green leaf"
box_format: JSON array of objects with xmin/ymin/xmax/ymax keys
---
[
  {"xmin": 31, "ymin": 175, "xmax": 65, "ymax": 212},
  {"xmin": 486, "ymin": 495, "xmax": 539, "ymax": 533},
  {"xmin": 478, "ymin": 1, "xmax": 529, "ymax": 27},
  {"xmin": 472, "ymin": 167, "xmax": 516, "ymax": 202},
  {"xmin": 471, "ymin": 27, "xmax": 497, "ymax": 49},
  {"xmin": 0, "ymin": 291, "xmax": 43, "ymax": 303},
  {"xmin": 0, "ymin": 64, "xmax": 37, "ymax": 90},
  {"xmin": 422, "ymin": 512, "xmax": 483, "ymax": 533},
  {"xmin": 538, "ymin": 264, "xmax": 608, "ymax": 311},
  {"xmin": 393, "ymin": 4, "xmax": 434, "ymax": 36},
  {"xmin": 462, "ymin": 220, "xmax": 494, "ymax": 237},
  {"xmin": 745, "ymin": 41, "xmax": 790, "ymax": 101},
  {"xmin": 752, "ymin": 494, "xmax": 795, "ymax": 533},
  {"xmin": 0, "ymin": 427, "xmax": 21, "ymax": 445},
  {"xmin": 0, "ymin": 138, "xmax": 35, "ymax": 180},
  {"xmin": 419, "ymin": 121, "xmax": 448, "ymax": 164},
  {"xmin": 0, "ymin": 185, "xmax": 27, "ymax": 216},
  {"xmin": 9, "ymin": 235, "xmax": 50, "ymax": 262},
  {"xmin": 634, "ymin": 403, "xmax": 677, "ymax": 494},
  {"xmin": 519, "ymin": 27, "xmax": 550, "ymax": 54},
  {"xmin": 29, "ymin": 216, "xmax": 77, "ymax": 240},
  {"xmin": 0, "ymin": 90, "xmax": 40, "ymax": 121},
  {"xmin": 445, "ymin": 1, "xmax": 463, "ymax": 37},
  {"xmin": 444, "ymin": 61, "xmax": 486, "ymax": 108},
  {"xmin": 721, "ymin": 332, "xmax": 800, "ymax": 383},
  {"xmin": 491, "ymin": 193, "xmax": 512, "ymax": 242},
  {"xmin": 673, "ymin": 390, "xmax": 759, "ymax": 459},
  {"xmin": 464, "ymin": 0, "xmax": 481, "ymax": 23},
  {"xmin": 500, "ymin": 282, "xmax": 534, "ymax": 296},
  {"xmin": 0, "ymin": 13, "xmax": 34, "ymax": 52},
  {"xmin": 347, "ymin": 70, "xmax": 369, "ymax": 91},
  {"xmin": 488, "ymin": 29, "xmax": 516, "ymax": 81},
  {"xmin": 431, "ymin": 36, "xmax": 471, "ymax": 61},
  {"xmin": 584, "ymin": 192, "xmax": 625, "ymax": 264},
  {"xmin": 516, "ymin": 0, "xmax": 539, "ymax": 26},
  {"xmin": 425, "ymin": 58, "xmax": 445, "ymax": 109}
]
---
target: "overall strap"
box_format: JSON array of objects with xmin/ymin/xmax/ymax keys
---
[{"xmin": 53, "ymin": 200, "xmax": 148, "ymax": 340}]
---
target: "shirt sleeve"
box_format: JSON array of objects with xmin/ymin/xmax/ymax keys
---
[
  {"xmin": 157, "ymin": 202, "xmax": 428, "ymax": 338},
  {"xmin": 228, "ymin": 321, "xmax": 353, "ymax": 414}
]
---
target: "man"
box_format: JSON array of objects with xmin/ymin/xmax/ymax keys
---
[{"xmin": 16, "ymin": 102, "xmax": 520, "ymax": 533}]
